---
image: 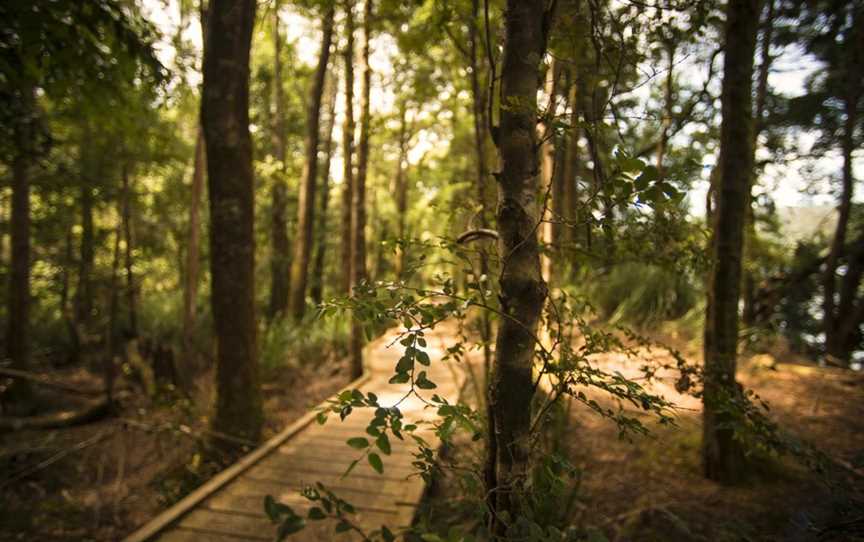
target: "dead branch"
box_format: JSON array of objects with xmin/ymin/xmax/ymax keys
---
[
  {"xmin": 0, "ymin": 367, "xmax": 105, "ymax": 397},
  {"xmin": 457, "ymin": 228, "xmax": 499, "ymax": 244},
  {"xmin": 0, "ymin": 396, "xmax": 112, "ymax": 432}
]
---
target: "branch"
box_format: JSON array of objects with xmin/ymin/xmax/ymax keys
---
[{"xmin": 457, "ymin": 228, "xmax": 499, "ymax": 244}]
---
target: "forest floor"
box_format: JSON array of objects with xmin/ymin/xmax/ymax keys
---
[
  {"xmin": 0, "ymin": 348, "xmax": 350, "ymax": 541},
  {"xmin": 420, "ymin": 332, "xmax": 864, "ymax": 542}
]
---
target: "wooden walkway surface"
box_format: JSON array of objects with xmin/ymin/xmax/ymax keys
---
[{"xmin": 124, "ymin": 326, "xmax": 464, "ymax": 542}]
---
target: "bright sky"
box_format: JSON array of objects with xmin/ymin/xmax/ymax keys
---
[{"xmin": 142, "ymin": 0, "xmax": 858, "ymax": 214}]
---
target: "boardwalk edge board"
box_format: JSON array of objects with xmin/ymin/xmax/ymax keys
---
[{"xmin": 122, "ymin": 372, "xmax": 373, "ymax": 542}]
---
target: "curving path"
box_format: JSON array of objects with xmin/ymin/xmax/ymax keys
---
[{"xmin": 123, "ymin": 324, "xmax": 464, "ymax": 542}]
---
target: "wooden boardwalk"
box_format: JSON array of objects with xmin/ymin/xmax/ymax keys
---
[{"xmin": 124, "ymin": 326, "xmax": 464, "ymax": 542}]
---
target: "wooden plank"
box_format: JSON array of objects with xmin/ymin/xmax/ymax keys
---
[
  {"xmin": 243, "ymin": 469, "xmax": 424, "ymax": 496},
  {"xmin": 264, "ymin": 448, "xmax": 417, "ymax": 478},
  {"xmin": 204, "ymin": 484, "xmax": 401, "ymax": 517},
  {"xmin": 159, "ymin": 527, "xmax": 260, "ymax": 542},
  {"xmin": 122, "ymin": 373, "xmax": 372, "ymax": 542},
  {"xmin": 174, "ymin": 509, "xmax": 272, "ymax": 541}
]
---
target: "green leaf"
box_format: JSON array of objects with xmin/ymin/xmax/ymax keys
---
[
  {"xmin": 376, "ymin": 433, "xmax": 391, "ymax": 455},
  {"xmin": 307, "ymin": 507, "xmax": 326, "ymax": 520},
  {"xmin": 341, "ymin": 459, "xmax": 360, "ymax": 478},
  {"xmin": 347, "ymin": 437, "xmax": 369, "ymax": 449},
  {"xmin": 276, "ymin": 516, "xmax": 305, "ymax": 539},
  {"xmin": 368, "ymin": 452, "xmax": 384, "ymax": 474},
  {"xmin": 335, "ymin": 520, "xmax": 352, "ymax": 533},
  {"xmin": 389, "ymin": 372, "xmax": 410, "ymax": 384},
  {"xmin": 315, "ymin": 411, "xmax": 328, "ymax": 425},
  {"xmin": 416, "ymin": 350, "xmax": 431, "ymax": 366},
  {"xmin": 396, "ymin": 355, "xmax": 414, "ymax": 373},
  {"xmin": 416, "ymin": 371, "xmax": 437, "ymax": 389},
  {"xmin": 381, "ymin": 525, "xmax": 396, "ymax": 542}
]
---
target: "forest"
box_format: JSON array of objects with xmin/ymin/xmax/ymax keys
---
[{"xmin": 1, "ymin": 0, "xmax": 863, "ymax": 540}]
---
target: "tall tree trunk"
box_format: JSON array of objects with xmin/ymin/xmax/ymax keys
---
[
  {"xmin": 702, "ymin": 0, "xmax": 760, "ymax": 484},
  {"xmin": 541, "ymin": 57, "xmax": 558, "ymax": 283},
  {"xmin": 394, "ymin": 101, "xmax": 409, "ymax": 279},
  {"xmin": 75, "ymin": 182, "xmax": 95, "ymax": 334},
  {"xmin": 340, "ymin": 0, "xmax": 356, "ymax": 296},
  {"xmin": 824, "ymin": 7, "xmax": 863, "ymax": 364},
  {"xmin": 562, "ymin": 68, "xmax": 580, "ymax": 257},
  {"xmin": 742, "ymin": 0, "xmax": 775, "ymax": 326},
  {"xmin": 349, "ymin": 0, "xmax": 373, "ymax": 379},
  {"xmin": 289, "ymin": 4, "xmax": 336, "ymax": 320},
  {"xmin": 201, "ymin": 0, "xmax": 262, "ymax": 448},
  {"xmin": 311, "ymin": 71, "xmax": 339, "ymax": 306},
  {"xmin": 107, "ymin": 199, "xmax": 122, "ymax": 404},
  {"xmin": 5, "ymin": 84, "xmax": 35, "ymax": 407},
  {"xmin": 121, "ymin": 163, "xmax": 137, "ymax": 339},
  {"xmin": 487, "ymin": 0, "xmax": 551, "ymax": 533},
  {"xmin": 269, "ymin": 0, "xmax": 290, "ymax": 320},
  {"xmin": 183, "ymin": 127, "xmax": 205, "ymax": 360}
]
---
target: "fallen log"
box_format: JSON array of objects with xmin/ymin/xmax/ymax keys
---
[
  {"xmin": 0, "ymin": 396, "xmax": 111, "ymax": 432},
  {"xmin": 0, "ymin": 367, "xmax": 107, "ymax": 397}
]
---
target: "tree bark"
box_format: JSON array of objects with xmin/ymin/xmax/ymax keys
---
[
  {"xmin": 183, "ymin": 127, "xmax": 205, "ymax": 360},
  {"xmin": 487, "ymin": 0, "xmax": 551, "ymax": 532},
  {"xmin": 269, "ymin": 0, "xmax": 291, "ymax": 320},
  {"xmin": 201, "ymin": 0, "xmax": 262, "ymax": 448},
  {"xmin": 656, "ymin": 41, "xmax": 676, "ymax": 182},
  {"xmin": 341, "ymin": 0, "xmax": 356, "ymax": 296},
  {"xmin": 75, "ymin": 183, "xmax": 95, "ymax": 334},
  {"xmin": 349, "ymin": 0, "xmax": 373, "ymax": 379},
  {"xmin": 702, "ymin": 0, "xmax": 760, "ymax": 484},
  {"xmin": 311, "ymin": 70, "xmax": 339, "ymax": 306},
  {"xmin": 5, "ymin": 84, "xmax": 35, "ymax": 407},
  {"xmin": 289, "ymin": 4, "xmax": 336, "ymax": 320},
  {"xmin": 562, "ymin": 68, "xmax": 580, "ymax": 256}
]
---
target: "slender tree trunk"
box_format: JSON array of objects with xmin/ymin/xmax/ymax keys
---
[
  {"xmin": 121, "ymin": 163, "xmax": 138, "ymax": 339},
  {"xmin": 289, "ymin": 4, "xmax": 336, "ymax": 320},
  {"xmin": 341, "ymin": 0, "xmax": 356, "ymax": 296},
  {"xmin": 487, "ymin": 0, "xmax": 551, "ymax": 532},
  {"xmin": 75, "ymin": 183, "xmax": 95, "ymax": 334},
  {"xmin": 394, "ymin": 102, "xmax": 409, "ymax": 279},
  {"xmin": 702, "ymin": 0, "xmax": 760, "ymax": 484},
  {"xmin": 201, "ymin": 0, "xmax": 262, "ymax": 448},
  {"xmin": 656, "ymin": 41, "xmax": 675, "ymax": 182},
  {"xmin": 541, "ymin": 57, "xmax": 558, "ymax": 283},
  {"xmin": 562, "ymin": 68, "xmax": 580, "ymax": 257},
  {"xmin": 269, "ymin": 0, "xmax": 290, "ymax": 320},
  {"xmin": 311, "ymin": 71, "xmax": 339, "ymax": 306},
  {"xmin": 183, "ymin": 127, "xmax": 205, "ymax": 359},
  {"xmin": 824, "ymin": 8, "xmax": 863, "ymax": 364},
  {"xmin": 742, "ymin": 0, "xmax": 774, "ymax": 326},
  {"xmin": 5, "ymin": 84, "xmax": 35, "ymax": 406},
  {"xmin": 107, "ymin": 200, "xmax": 122, "ymax": 404},
  {"xmin": 349, "ymin": 0, "xmax": 372, "ymax": 379}
]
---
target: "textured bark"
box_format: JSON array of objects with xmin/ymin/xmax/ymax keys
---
[
  {"xmin": 5, "ymin": 85, "xmax": 35, "ymax": 406},
  {"xmin": 702, "ymin": 0, "xmax": 760, "ymax": 484},
  {"xmin": 488, "ymin": 0, "xmax": 551, "ymax": 532},
  {"xmin": 201, "ymin": 0, "xmax": 262, "ymax": 448},
  {"xmin": 289, "ymin": 4, "xmax": 335, "ymax": 320},
  {"xmin": 349, "ymin": 0, "xmax": 372, "ymax": 379},
  {"xmin": 824, "ymin": 7, "xmax": 863, "ymax": 364},
  {"xmin": 311, "ymin": 71, "xmax": 339, "ymax": 306},
  {"xmin": 183, "ymin": 127, "xmax": 205, "ymax": 357},
  {"xmin": 340, "ymin": 0, "xmax": 356, "ymax": 296},
  {"xmin": 269, "ymin": 0, "xmax": 290, "ymax": 320},
  {"xmin": 394, "ymin": 102, "xmax": 409, "ymax": 278}
]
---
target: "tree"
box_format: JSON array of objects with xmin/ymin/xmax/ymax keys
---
[
  {"xmin": 310, "ymin": 70, "xmax": 339, "ymax": 306},
  {"xmin": 348, "ymin": 0, "xmax": 373, "ymax": 378},
  {"xmin": 269, "ymin": 0, "xmax": 291, "ymax": 320},
  {"xmin": 201, "ymin": 0, "xmax": 262, "ymax": 447},
  {"xmin": 702, "ymin": 0, "xmax": 760, "ymax": 483},
  {"xmin": 341, "ymin": 0, "xmax": 356, "ymax": 296},
  {"xmin": 289, "ymin": 3, "xmax": 336, "ymax": 320},
  {"xmin": 486, "ymin": 0, "xmax": 554, "ymax": 533}
]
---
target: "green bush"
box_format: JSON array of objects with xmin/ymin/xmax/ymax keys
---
[{"xmin": 590, "ymin": 263, "xmax": 697, "ymax": 328}]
